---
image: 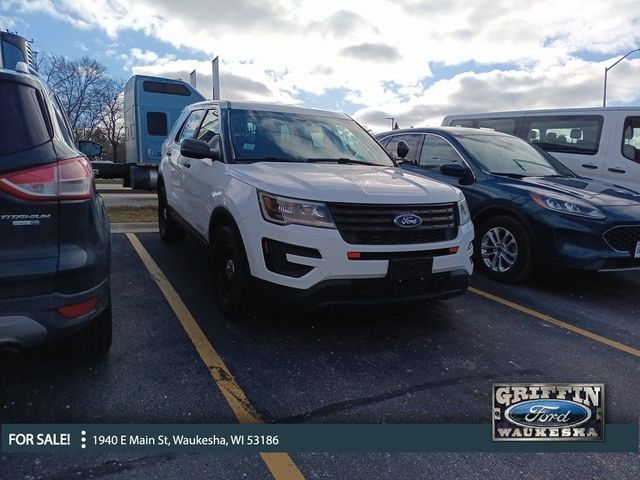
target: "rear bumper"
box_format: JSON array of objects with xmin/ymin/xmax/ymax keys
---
[
  {"xmin": 0, "ymin": 278, "xmax": 110, "ymax": 349},
  {"xmin": 252, "ymin": 268, "xmax": 470, "ymax": 310}
]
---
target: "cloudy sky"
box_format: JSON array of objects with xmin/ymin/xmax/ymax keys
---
[{"xmin": 2, "ymin": 0, "xmax": 640, "ymax": 131}]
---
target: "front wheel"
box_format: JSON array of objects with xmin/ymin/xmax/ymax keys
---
[
  {"xmin": 212, "ymin": 225, "xmax": 253, "ymax": 318},
  {"xmin": 474, "ymin": 215, "xmax": 534, "ymax": 282},
  {"xmin": 158, "ymin": 184, "xmax": 185, "ymax": 244}
]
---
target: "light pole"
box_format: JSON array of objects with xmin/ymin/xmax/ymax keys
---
[
  {"xmin": 386, "ymin": 117, "xmax": 395, "ymax": 129},
  {"xmin": 603, "ymin": 47, "xmax": 640, "ymax": 107}
]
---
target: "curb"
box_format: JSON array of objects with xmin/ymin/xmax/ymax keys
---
[{"xmin": 111, "ymin": 222, "xmax": 159, "ymax": 234}]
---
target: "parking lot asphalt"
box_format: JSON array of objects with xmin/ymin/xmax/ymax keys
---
[{"xmin": 1, "ymin": 232, "xmax": 639, "ymax": 479}]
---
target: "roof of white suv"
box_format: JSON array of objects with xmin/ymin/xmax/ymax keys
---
[{"xmin": 189, "ymin": 100, "xmax": 351, "ymax": 119}]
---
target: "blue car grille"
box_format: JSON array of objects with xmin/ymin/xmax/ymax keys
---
[{"xmin": 603, "ymin": 226, "xmax": 640, "ymax": 253}]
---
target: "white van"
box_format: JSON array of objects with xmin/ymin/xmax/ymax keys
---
[{"xmin": 442, "ymin": 108, "xmax": 640, "ymax": 191}]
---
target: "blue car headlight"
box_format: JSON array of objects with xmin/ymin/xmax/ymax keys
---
[{"xmin": 531, "ymin": 193, "xmax": 606, "ymax": 219}]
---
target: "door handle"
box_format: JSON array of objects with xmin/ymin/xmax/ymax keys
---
[
  {"xmin": 608, "ymin": 167, "xmax": 626, "ymax": 174},
  {"xmin": 582, "ymin": 163, "xmax": 598, "ymax": 169}
]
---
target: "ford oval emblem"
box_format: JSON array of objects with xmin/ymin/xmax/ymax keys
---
[
  {"xmin": 504, "ymin": 399, "xmax": 592, "ymax": 429},
  {"xmin": 394, "ymin": 213, "xmax": 422, "ymax": 228}
]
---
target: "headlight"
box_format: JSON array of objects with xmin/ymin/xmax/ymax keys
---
[
  {"xmin": 458, "ymin": 198, "xmax": 471, "ymax": 225},
  {"xmin": 531, "ymin": 193, "xmax": 605, "ymax": 219},
  {"xmin": 258, "ymin": 191, "xmax": 336, "ymax": 229}
]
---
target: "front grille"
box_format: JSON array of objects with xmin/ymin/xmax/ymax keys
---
[
  {"xmin": 603, "ymin": 226, "xmax": 640, "ymax": 253},
  {"xmin": 328, "ymin": 202, "xmax": 458, "ymax": 245}
]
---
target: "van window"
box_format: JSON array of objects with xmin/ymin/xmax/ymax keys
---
[
  {"xmin": 477, "ymin": 118, "xmax": 520, "ymax": 135},
  {"xmin": 622, "ymin": 117, "xmax": 640, "ymax": 163},
  {"xmin": 448, "ymin": 118, "xmax": 475, "ymax": 128},
  {"xmin": 0, "ymin": 81, "xmax": 51, "ymax": 156},
  {"xmin": 147, "ymin": 112, "xmax": 168, "ymax": 136},
  {"xmin": 521, "ymin": 115, "xmax": 603, "ymax": 155}
]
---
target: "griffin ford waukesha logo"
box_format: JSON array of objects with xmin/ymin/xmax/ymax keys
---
[
  {"xmin": 492, "ymin": 384, "xmax": 604, "ymax": 441},
  {"xmin": 394, "ymin": 213, "xmax": 422, "ymax": 228}
]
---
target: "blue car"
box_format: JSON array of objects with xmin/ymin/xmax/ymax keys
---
[{"xmin": 375, "ymin": 127, "xmax": 640, "ymax": 282}]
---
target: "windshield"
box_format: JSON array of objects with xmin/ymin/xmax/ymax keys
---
[
  {"xmin": 229, "ymin": 109, "xmax": 394, "ymax": 166},
  {"xmin": 457, "ymin": 133, "xmax": 575, "ymax": 177}
]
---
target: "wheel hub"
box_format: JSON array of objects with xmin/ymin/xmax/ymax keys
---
[
  {"xmin": 481, "ymin": 227, "xmax": 518, "ymax": 273},
  {"xmin": 224, "ymin": 259, "xmax": 235, "ymax": 280}
]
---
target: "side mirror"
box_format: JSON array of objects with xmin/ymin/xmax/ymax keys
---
[
  {"xmin": 396, "ymin": 140, "xmax": 409, "ymax": 159},
  {"xmin": 78, "ymin": 140, "xmax": 103, "ymax": 158},
  {"xmin": 180, "ymin": 138, "xmax": 220, "ymax": 160},
  {"xmin": 440, "ymin": 163, "xmax": 471, "ymax": 178}
]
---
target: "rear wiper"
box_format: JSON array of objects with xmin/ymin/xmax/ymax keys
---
[{"xmin": 307, "ymin": 157, "xmax": 379, "ymax": 166}]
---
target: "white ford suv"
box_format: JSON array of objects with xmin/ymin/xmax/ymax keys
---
[{"xmin": 158, "ymin": 101, "xmax": 474, "ymax": 316}]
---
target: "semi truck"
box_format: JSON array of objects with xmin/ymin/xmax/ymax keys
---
[{"xmin": 93, "ymin": 74, "xmax": 205, "ymax": 190}]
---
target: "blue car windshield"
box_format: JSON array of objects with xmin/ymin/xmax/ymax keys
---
[
  {"xmin": 229, "ymin": 109, "xmax": 394, "ymax": 166},
  {"xmin": 457, "ymin": 133, "xmax": 575, "ymax": 177}
]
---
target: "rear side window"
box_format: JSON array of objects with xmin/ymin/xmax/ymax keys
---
[
  {"xmin": 521, "ymin": 115, "xmax": 603, "ymax": 155},
  {"xmin": 384, "ymin": 134, "xmax": 423, "ymax": 163},
  {"xmin": 1, "ymin": 40, "xmax": 25, "ymax": 70},
  {"xmin": 622, "ymin": 117, "xmax": 640, "ymax": 163},
  {"xmin": 0, "ymin": 81, "xmax": 51, "ymax": 156}
]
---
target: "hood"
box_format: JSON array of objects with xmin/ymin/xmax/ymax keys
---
[
  {"xmin": 498, "ymin": 175, "xmax": 640, "ymax": 207},
  {"xmin": 227, "ymin": 162, "xmax": 462, "ymax": 204}
]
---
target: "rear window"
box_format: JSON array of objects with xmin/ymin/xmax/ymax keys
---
[{"xmin": 0, "ymin": 80, "xmax": 51, "ymax": 156}]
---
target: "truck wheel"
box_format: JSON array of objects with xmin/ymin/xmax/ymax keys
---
[
  {"xmin": 158, "ymin": 185, "xmax": 185, "ymax": 244},
  {"xmin": 474, "ymin": 215, "xmax": 534, "ymax": 282},
  {"xmin": 69, "ymin": 305, "xmax": 112, "ymax": 358},
  {"xmin": 212, "ymin": 225, "xmax": 253, "ymax": 318}
]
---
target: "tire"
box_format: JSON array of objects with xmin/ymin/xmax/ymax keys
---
[
  {"xmin": 212, "ymin": 224, "xmax": 253, "ymax": 318},
  {"xmin": 69, "ymin": 305, "xmax": 112, "ymax": 357},
  {"xmin": 158, "ymin": 184, "xmax": 185, "ymax": 244},
  {"xmin": 474, "ymin": 215, "xmax": 534, "ymax": 282}
]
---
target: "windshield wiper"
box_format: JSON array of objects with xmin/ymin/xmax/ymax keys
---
[
  {"xmin": 235, "ymin": 156, "xmax": 297, "ymax": 162},
  {"xmin": 490, "ymin": 172, "xmax": 528, "ymax": 178},
  {"xmin": 306, "ymin": 157, "xmax": 380, "ymax": 166}
]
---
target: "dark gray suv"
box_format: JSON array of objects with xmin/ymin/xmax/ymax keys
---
[{"xmin": 0, "ymin": 66, "xmax": 112, "ymax": 356}]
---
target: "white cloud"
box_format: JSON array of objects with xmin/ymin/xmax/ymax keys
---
[{"xmin": 7, "ymin": 0, "xmax": 640, "ymax": 131}]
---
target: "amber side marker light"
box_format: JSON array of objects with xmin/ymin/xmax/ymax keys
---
[{"xmin": 57, "ymin": 297, "xmax": 97, "ymax": 319}]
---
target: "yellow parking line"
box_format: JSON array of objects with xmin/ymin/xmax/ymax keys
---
[
  {"xmin": 469, "ymin": 287, "xmax": 640, "ymax": 358},
  {"xmin": 126, "ymin": 233, "xmax": 305, "ymax": 480}
]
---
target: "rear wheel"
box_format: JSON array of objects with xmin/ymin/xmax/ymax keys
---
[
  {"xmin": 212, "ymin": 225, "xmax": 253, "ymax": 318},
  {"xmin": 474, "ymin": 215, "xmax": 534, "ymax": 282},
  {"xmin": 69, "ymin": 305, "xmax": 112, "ymax": 358},
  {"xmin": 158, "ymin": 184, "xmax": 185, "ymax": 244}
]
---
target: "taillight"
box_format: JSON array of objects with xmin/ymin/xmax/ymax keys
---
[{"xmin": 0, "ymin": 157, "xmax": 94, "ymax": 201}]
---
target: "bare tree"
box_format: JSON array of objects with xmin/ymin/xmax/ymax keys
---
[
  {"xmin": 36, "ymin": 52, "xmax": 110, "ymax": 139},
  {"xmin": 35, "ymin": 52, "xmax": 127, "ymax": 161},
  {"xmin": 96, "ymin": 79, "xmax": 126, "ymax": 162}
]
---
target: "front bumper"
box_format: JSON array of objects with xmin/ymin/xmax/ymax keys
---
[
  {"xmin": 0, "ymin": 278, "xmax": 110, "ymax": 349},
  {"xmin": 529, "ymin": 209, "xmax": 640, "ymax": 272},
  {"xmin": 239, "ymin": 212, "xmax": 475, "ymax": 290},
  {"xmin": 253, "ymin": 268, "xmax": 470, "ymax": 309}
]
